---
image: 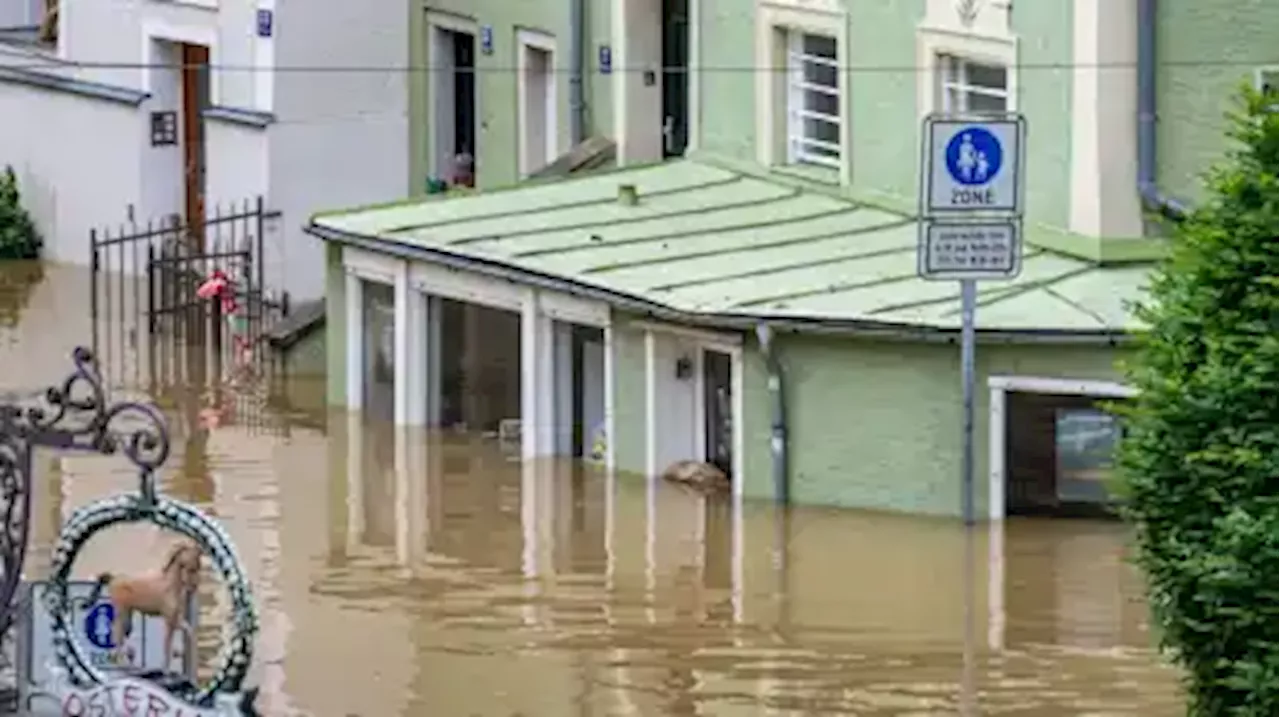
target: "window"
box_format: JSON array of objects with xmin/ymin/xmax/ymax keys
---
[
  {"xmin": 938, "ymin": 54, "xmax": 1009, "ymax": 115},
  {"xmin": 1054, "ymin": 408, "xmax": 1120, "ymax": 504},
  {"xmin": 786, "ymin": 31, "xmax": 841, "ymax": 169},
  {"xmin": 0, "ymin": 0, "xmax": 58, "ymax": 46}
]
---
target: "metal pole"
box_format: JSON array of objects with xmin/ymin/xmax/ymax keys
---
[{"xmin": 960, "ymin": 278, "xmax": 977, "ymax": 525}]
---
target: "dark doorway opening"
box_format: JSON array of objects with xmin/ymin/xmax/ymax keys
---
[
  {"xmin": 1005, "ymin": 391, "xmax": 1124, "ymax": 519},
  {"xmin": 661, "ymin": 0, "xmax": 689, "ymax": 158},
  {"xmin": 702, "ymin": 348, "xmax": 733, "ymax": 480}
]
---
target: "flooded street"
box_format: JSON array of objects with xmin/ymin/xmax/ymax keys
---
[{"xmin": 2, "ymin": 264, "xmax": 1182, "ymax": 716}]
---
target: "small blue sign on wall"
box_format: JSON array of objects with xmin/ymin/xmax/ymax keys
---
[
  {"xmin": 598, "ymin": 45, "xmax": 612, "ymax": 74},
  {"xmin": 480, "ymin": 25, "xmax": 493, "ymax": 55},
  {"xmin": 256, "ymin": 8, "xmax": 273, "ymax": 38}
]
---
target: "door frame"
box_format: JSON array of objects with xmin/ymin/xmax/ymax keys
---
[
  {"xmin": 986, "ymin": 375, "xmax": 1135, "ymax": 521},
  {"xmin": 611, "ymin": 0, "xmax": 702, "ymax": 162},
  {"xmin": 425, "ymin": 11, "xmax": 480, "ymax": 180},
  {"xmin": 515, "ymin": 29, "xmax": 559, "ymax": 177},
  {"xmin": 641, "ymin": 321, "xmax": 744, "ymax": 497}
]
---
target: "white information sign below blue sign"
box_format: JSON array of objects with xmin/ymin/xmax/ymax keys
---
[
  {"xmin": 924, "ymin": 116, "xmax": 1025, "ymax": 215},
  {"xmin": 918, "ymin": 221, "xmax": 1021, "ymax": 281}
]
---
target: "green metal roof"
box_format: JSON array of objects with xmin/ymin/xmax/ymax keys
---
[{"xmin": 312, "ymin": 159, "xmax": 1149, "ymax": 334}]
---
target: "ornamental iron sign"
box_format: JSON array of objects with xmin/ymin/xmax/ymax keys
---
[{"xmin": 0, "ymin": 347, "xmax": 261, "ymax": 715}]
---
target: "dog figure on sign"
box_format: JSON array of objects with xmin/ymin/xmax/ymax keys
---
[{"xmin": 81, "ymin": 540, "xmax": 202, "ymax": 672}]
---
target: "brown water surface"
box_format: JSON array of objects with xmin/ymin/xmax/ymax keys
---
[{"xmin": 3, "ymin": 263, "xmax": 1183, "ymax": 716}]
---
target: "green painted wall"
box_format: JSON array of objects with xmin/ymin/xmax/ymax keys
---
[
  {"xmin": 693, "ymin": 1, "xmax": 1073, "ymax": 229},
  {"xmin": 409, "ymin": 2, "xmax": 615, "ymax": 194},
  {"xmin": 1155, "ymin": 0, "xmax": 1278, "ymax": 203},
  {"xmin": 609, "ymin": 321, "xmax": 647, "ymax": 476},
  {"xmin": 325, "ymin": 242, "xmax": 347, "ymax": 406},
  {"xmin": 741, "ymin": 334, "xmax": 1131, "ymax": 517}
]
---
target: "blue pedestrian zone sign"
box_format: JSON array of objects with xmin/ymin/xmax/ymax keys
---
[
  {"xmin": 923, "ymin": 115, "xmax": 1025, "ymax": 215},
  {"xmin": 84, "ymin": 602, "xmax": 118, "ymax": 650}
]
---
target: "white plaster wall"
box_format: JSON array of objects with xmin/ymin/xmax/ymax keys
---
[
  {"xmin": 0, "ymin": 86, "xmax": 143, "ymax": 264},
  {"xmin": 205, "ymin": 120, "xmax": 269, "ymax": 213},
  {"xmin": 650, "ymin": 332, "xmax": 699, "ymax": 472},
  {"xmin": 137, "ymin": 38, "xmax": 185, "ymax": 224},
  {"xmin": 267, "ymin": 0, "xmax": 410, "ymax": 300},
  {"xmin": 59, "ymin": 0, "xmax": 258, "ymax": 110},
  {"xmin": 613, "ymin": 0, "xmax": 664, "ymax": 164}
]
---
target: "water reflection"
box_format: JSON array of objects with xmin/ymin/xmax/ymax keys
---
[{"xmin": 5, "ymin": 264, "xmax": 1180, "ymax": 716}]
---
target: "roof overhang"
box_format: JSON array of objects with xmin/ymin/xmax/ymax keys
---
[{"xmin": 307, "ymin": 220, "xmax": 1135, "ymax": 347}]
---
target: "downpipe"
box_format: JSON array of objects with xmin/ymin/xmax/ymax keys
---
[
  {"xmin": 755, "ymin": 323, "xmax": 789, "ymax": 505},
  {"xmin": 1136, "ymin": 0, "xmax": 1190, "ymax": 220},
  {"xmin": 569, "ymin": 0, "xmax": 587, "ymax": 144}
]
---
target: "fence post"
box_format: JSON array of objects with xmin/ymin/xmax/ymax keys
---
[
  {"xmin": 147, "ymin": 245, "xmax": 157, "ymax": 396},
  {"xmin": 89, "ymin": 229, "xmax": 99, "ymax": 357}
]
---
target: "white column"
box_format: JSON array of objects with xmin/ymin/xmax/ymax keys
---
[
  {"xmin": 345, "ymin": 410, "xmax": 363, "ymax": 554},
  {"xmin": 643, "ymin": 329, "xmax": 657, "ymax": 478},
  {"xmin": 520, "ymin": 289, "xmax": 556, "ymax": 458},
  {"xmin": 344, "ymin": 272, "xmax": 364, "ymax": 410},
  {"xmin": 394, "ymin": 426, "xmax": 427, "ymax": 570},
  {"xmin": 987, "ymin": 385, "xmax": 1007, "ymax": 521},
  {"xmin": 552, "ymin": 322, "xmax": 574, "ymax": 455},
  {"xmin": 602, "ymin": 325, "xmax": 617, "ymax": 473},
  {"xmin": 394, "ymin": 262, "xmax": 427, "ymax": 427},
  {"xmin": 1069, "ymin": 0, "xmax": 1142, "ymax": 238},
  {"xmin": 425, "ymin": 295, "xmax": 443, "ymax": 426}
]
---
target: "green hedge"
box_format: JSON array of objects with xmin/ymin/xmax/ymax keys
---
[
  {"xmin": 0, "ymin": 165, "xmax": 42, "ymax": 260},
  {"xmin": 1116, "ymin": 86, "xmax": 1278, "ymax": 716}
]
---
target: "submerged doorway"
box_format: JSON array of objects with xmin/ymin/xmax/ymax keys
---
[{"xmin": 702, "ymin": 348, "xmax": 733, "ymax": 479}]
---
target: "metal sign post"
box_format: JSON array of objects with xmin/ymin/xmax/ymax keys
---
[{"xmin": 917, "ymin": 113, "xmax": 1027, "ymax": 525}]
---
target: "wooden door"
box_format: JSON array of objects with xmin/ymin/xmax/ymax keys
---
[{"xmin": 180, "ymin": 43, "xmax": 209, "ymax": 251}]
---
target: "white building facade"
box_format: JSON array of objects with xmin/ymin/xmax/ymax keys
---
[{"xmin": 0, "ymin": 0, "xmax": 408, "ymax": 300}]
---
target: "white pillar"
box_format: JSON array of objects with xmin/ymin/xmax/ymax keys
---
[
  {"xmin": 603, "ymin": 325, "xmax": 616, "ymax": 473},
  {"xmin": 394, "ymin": 261, "xmax": 427, "ymax": 427},
  {"xmin": 345, "ymin": 410, "xmax": 363, "ymax": 555},
  {"xmin": 425, "ymin": 295, "xmax": 443, "ymax": 426},
  {"xmin": 521, "ymin": 289, "xmax": 556, "ymax": 458},
  {"xmin": 344, "ymin": 272, "xmax": 364, "ymax": 410},
  {"xmin": 1069, "ymin": 0, "xmax": 1142, "ymax": 238},
  {"xmin": 552, "ymin": 322, "xmax": 574, "ymax": 456},
  {"xmin": 643, "ymin": 329, "xmax": 657, "ymax": 478}
]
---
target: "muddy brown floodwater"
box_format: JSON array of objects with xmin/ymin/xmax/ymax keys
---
[{"xmin": 3, "ymin": 263, "xmax": 1183, "ymax": 716}]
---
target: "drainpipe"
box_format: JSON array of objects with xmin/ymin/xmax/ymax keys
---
[
  {"xmin": 1136, "ymin": 0, "xmax": 1190, "ymax": 220},
  {"xmin": 754, "ymin": 323, "xmax": 789, "ymax": 505},
  {"xmin": 569, "ymin": 0, "xmax": 587, "ymax": 145}
]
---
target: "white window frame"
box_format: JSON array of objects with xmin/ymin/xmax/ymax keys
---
[
  {"xmin": 785, "ymin": 30, "xmax": 842, "ymax": 169},
  {"xmin": 756, "ymin": 2, "xmax": 850, "ymax": 184},
  {"xmin": 1255, "ymin": 66, "xmax": 1278, "ymax": 94},
  {"xmin": 425, "ymin": 11, "xmax": 480, "ymax": 181},
  {"xmin": 986, "ymin": 375, "xmax": 1136, "ymax": 521},
  {"xmin": 515, "ymin": 29, "xmax": 559, "ymax": 178},
  {"xmin": 916, "ymin": 25, "xmax": 1018, "ymax": 120},
  {"xmin": 936, "ymin": 52, "xmax": 1010, "ymax": 116}
]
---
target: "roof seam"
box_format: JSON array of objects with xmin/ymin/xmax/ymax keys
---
[
  {"xmin": 510, "ymin": 203, "xmax": 857, "ymax": 260},
  {"xmin": 381, "ymin": 172, "xmax": 749, "ymax": 236},
  {"xmin": 629, "ymin": 219, "xmax": 917, "ymax": 291}
]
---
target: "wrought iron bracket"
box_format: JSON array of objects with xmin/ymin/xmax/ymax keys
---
[{"xmin": 0, "ymin": 347, "xmax": 170, "ymax": 638}]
